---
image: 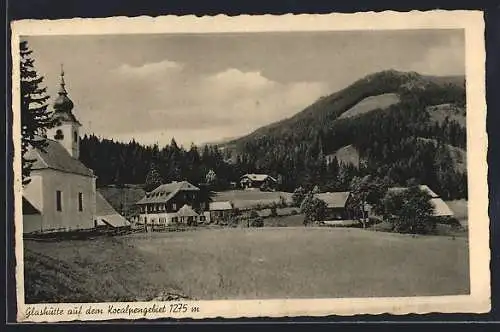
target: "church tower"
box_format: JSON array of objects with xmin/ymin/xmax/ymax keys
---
[{"xmin": 47, "ymin": 65, "xmax": 81, "ymax": 159}]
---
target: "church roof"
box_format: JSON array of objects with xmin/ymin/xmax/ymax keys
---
[
  {"xmin": 95, "ymin": 192, "xmax": 130, "ymax": 227},
  {"xmin": 25, "ymin": 137, "xmax": 94, "ymax": 177},
  {"xmin": 136, "ymin": 181, "xmax": 199, "ymax": 205},
  {"xmin": 22, "ymin": 197, "xmax": 41, "ymax": 215}
]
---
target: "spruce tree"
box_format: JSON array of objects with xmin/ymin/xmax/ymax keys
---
[
  {"xmin": 144, "ymin": 163, "xmax": 164, "ymax": 192},
  {"xmin": 20, "ymin": 40, "xmax": 57, "ymax": 185}
]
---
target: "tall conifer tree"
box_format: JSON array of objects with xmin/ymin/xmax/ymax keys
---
[{"xmin": 20, "ymin": 40, "xmax": 57, "ymax": 185}]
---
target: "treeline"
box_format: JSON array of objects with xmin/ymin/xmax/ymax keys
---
[{"xmin": 80, "ymin": 136, "xmax": 241, "ymax": 189}]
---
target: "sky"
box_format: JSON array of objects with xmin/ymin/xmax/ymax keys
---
[{"xmin": 23, "ymin": 29, "xmax": 465, "ymax": 147}]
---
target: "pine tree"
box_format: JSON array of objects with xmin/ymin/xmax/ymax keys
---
[
  {"xmin": 144, "ymin": 163, "xmax": 163, "ymax": 192},
  {"xmin": 20, "ymin": 40, "xmax": 57, "ymax": 185}
]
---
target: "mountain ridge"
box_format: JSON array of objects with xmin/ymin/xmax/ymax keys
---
[{"xmin": 224, "ymin": 69, "xmax": 465, "ymax": 149}]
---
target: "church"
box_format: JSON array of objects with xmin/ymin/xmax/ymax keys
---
[{"xmin": 22, "ymin": 67, "xmax": 129, "ymax": 234}]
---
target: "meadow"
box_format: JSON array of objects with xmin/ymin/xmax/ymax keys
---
[{"xmin": 24, "ymin": 227, "xmax": 469, "ymax": 303}]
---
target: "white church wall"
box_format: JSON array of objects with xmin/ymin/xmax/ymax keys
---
[{"xmin": 39, "ymin": 169, "xmax": 96, "ymax": 232}]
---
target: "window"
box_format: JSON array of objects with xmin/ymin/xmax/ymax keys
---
[
  {"xmin": 78, "ymin": 192, "xmax": 83, "ymax": 211},
  {"xmin": 74, "ymin": 131, "xmax": 78, "ymax": 142},
  {"xmin": 172, "ymin": 203, "xmax": 177, "ymax": 210},
  {"xmin": 54, "ymin": 129, "xmax": 64, "ymax": 140},
  {"xmin": 172, "ymin": 217, "xmax": 179, "ymax": 223},
  {"xmin": 56, "ymin": 190, "xmax": 62, "ymax": 211}
]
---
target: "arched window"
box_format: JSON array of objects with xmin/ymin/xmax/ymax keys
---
[
  {"xmin": 54, "ymin": 129, "xmax": 64, "ymax": 140},
  {"xmin": 73, "ymin": 131, "xmax": 78, "ymax": 142}
]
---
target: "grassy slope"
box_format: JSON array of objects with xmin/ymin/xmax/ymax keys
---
[
  {"xmin": 427, "ymin": 104, "xmax": 466, "ymax": 128},
  {"xmin": 338, "ymin": 93, "xmax": 400, "ymax": 119},
  {"xmin": 24, "ymin": 237, "xmax": 187, "ymax": 304},
  {"xmin": 212, "ymin": 190, "xmax": 293, "ymax": 209},
  {"xmin": 24, "ymin": 228, "xmax": 469, "ymax": 302},
  {"xmin": 416, "ymin": 137, "xmax": 467, "ymax": 174}
]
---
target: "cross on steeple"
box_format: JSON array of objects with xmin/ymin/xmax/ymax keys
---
[{"xmin": 58, "ymin": 63, "xmax": 67, "ymax": 95}]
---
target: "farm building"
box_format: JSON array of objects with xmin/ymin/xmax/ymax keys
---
[
  {"xmin": 314, "ymin": 192, "xmax": 355, "ymax": 220},
  {"xmin": 387, "ymin": 185, "xmax": 454, "ymax": 218},
  {"xmin": 21, "ymin": 68, "xmax": 123, "ymax": 234},
  {"xmin": 208, "ymin": 201, "xmax": 233, "ymax": 224},
  {"xmin": 135, "ymin": 180, "xmax": 208, "ymax": 227},
  {"xmin": 240, "ymin": 173, "xmax": 277, "ymax": 190}
]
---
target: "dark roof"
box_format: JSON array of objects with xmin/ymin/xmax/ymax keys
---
[
  {"xmin": 22, "ymin": 197, "xmax": 40, "ymax": 215},
  {"xmin": 240, "ymin": 174, "xmax": 277, "ymax": 182},
  {"xmin": 136, "ymin": 181, "xmax": 199, "ymax": 205},
  {"xmin": 25, "ymin": 137, "xmax": 94, "ymax": 177},
  {"xmin": 315, "ymin": 192, "xmax": 351, "ymax": 208}
]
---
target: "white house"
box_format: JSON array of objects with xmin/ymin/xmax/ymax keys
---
[
  {"xmin": 22, "ymin": 67, "xmax": 128, "ymax": 233},
  {"xmin": 240, "ymin": 173, "xmax": 277, "ymax": 190},
  {"xmin": 135, "ymin": 180, "xmax": 207, "ymax": 227}
]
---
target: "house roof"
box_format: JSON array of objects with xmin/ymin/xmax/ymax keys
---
[
  {"xmin": 387, "ymin": 185, "xmax": 454, "ymax": 217},
  {"xmin": 22, "ymin": 197, "xmax": 40, "ymax": 215},
  {"xmin": 209, "ymin": 201, "xmax": 232, "ymax": 211},
  {"xmin": 135, "ymin": 181, "xmax": 199, "ymax": 205},
  {"xmin": 388, "ymin": 185, "xmax": 439, "ymax": 198},
  {"xmin": 176, "ymin": 204, "xmax": 199, "ymax": 217},
  {"xmin": 96, "ymin": 192, "xmax": 120, "ymax": 215},
  {"xmin": 25, "ymin": 136, "xmax": 94, "ymax": 177},
  {"xmin": 314, "ymin": 192, "xmax": 351, "ymax": 208},
  {"xmin": 95, "ymin": 192, "xmax": 130, "ymax": 227},
  {"xmin": 240, "ymin": 174, "xmax": 277, "ymax": 182}
]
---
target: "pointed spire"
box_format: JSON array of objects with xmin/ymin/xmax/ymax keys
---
[
  {"xmin": 53, "ymin": 63, "xmax": 74, "ymax": 114},
  {"xmin": 58, "ymin": 63, "xmax": 67, "ymax": 95}
]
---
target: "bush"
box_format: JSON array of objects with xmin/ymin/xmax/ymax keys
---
[
  {"xmin": 270, "ymin": 206, "xmax": 278, "ymax": 217},
  {"xmin": 291, "ymin": 209, "xmax": 298, "ymax": 215},
  {"xmin": 378, "ymin": 186, "xmax": 435, "ymax": 234}
]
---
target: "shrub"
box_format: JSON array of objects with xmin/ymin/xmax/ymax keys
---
[
  {"xmin": 292, "ymin": 187, "xmax": 306, "ymax": 207},
  {"xmin": 291, "ymin": 209, "xmax": 298, "ymax": 215},
  {"xmin": 270, "ymin": 206, "xmax": 278, "ymax": 217},
  {"xmin": 249, "ymin": 210, "xmax": 259, "ymax": 219},
  {"xmin": 378, "ymin": 186, "xmax": 435, "ymax": 234}
]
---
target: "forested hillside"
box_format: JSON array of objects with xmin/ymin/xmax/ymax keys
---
[
  {"xmin": 79, "ymin": 69, "xmax": 467, "ymax": 200},
  {"xmin": 224, "ymin": 70, "xmax": 467, "ymax": 199}
]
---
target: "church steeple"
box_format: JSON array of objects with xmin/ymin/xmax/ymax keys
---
[
  {"xmin": 53, "ymin": 64, "xmax": 75, "ymax": 114},
  {"xmin": 48, "ymin": 64, "xmax": 81, "ymax": 159}
]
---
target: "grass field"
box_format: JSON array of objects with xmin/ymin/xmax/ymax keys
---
[
  {"xmin": 212, "ymin": 190, "xmax": 293, "ymax": 209},
  {"xmin": 24, "ymin": 227, "xmax": 469, "ymax": 303}
]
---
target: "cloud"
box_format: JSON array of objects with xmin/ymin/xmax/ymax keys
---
[
  {"xmin": 82, "ymin": 61, "xmax": 330, "ymax": 146},
  {"xmin": 114, "ymin": 60, "xmax": 184, "ymax": 77},
  {"xmin": 401, "ymin": 35, "xmax": 465, "ymax": 76}
]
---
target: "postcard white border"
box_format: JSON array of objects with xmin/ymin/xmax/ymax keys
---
[{"xmin": 11, "ymin": 11, "xmax": 489, "ymax": 322}]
